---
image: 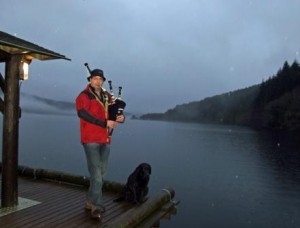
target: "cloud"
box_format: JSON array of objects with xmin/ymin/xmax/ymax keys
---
[
  {"xmin": 1, "ymin": 0, "xmax": 300, "ymax": 113},
  {"xmin": 20, "ymin": 92, "xmax": 75, "ymax": 116}
]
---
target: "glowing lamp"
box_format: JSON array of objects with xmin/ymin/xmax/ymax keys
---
[{"xmin": 20, "ymin": 59, "xmax": 31, "ymax": 80}]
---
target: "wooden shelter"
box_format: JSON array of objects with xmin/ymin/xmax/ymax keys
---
[
  {"xmin": 0, "ymin": 31, "xmax": 179, "ymax": 226},
  {"xmin": 0, "ymin": 31, "xmax": 70, "ymax": 208}
]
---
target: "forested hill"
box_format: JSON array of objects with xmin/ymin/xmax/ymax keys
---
[{"xmin": 140, "ymin": 60, "xmax": 300, "ymax": 131}]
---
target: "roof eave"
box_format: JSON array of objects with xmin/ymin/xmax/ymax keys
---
[{"xmin": 0, "ymin": 42, "xmax": 71, "ymax": 61}]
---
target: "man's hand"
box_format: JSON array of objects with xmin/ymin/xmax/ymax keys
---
[
  {"xmin": 116, "ymin": 115, "xmax": 125, "ymax": 123},
  {"xmin": 107, "ymin": 120, "xmax": 118, "ymax": 128}
]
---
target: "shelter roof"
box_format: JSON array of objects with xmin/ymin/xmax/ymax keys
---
[{"xmin": 0, "ymin": 31, "xmax": 70, "ymax": 61}]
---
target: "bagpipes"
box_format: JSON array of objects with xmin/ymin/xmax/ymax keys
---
[{"xmin": 84, "ymin": 63, "xmax": 126, "ymax": 124}]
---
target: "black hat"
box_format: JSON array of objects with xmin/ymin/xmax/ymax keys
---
[{"xmin": 87, "ymin": 69, "xmax": 106, "ymax": 81}]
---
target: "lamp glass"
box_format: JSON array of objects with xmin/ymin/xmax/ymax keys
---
[{"xmin": 22, "ymin": 62, "xmax": 29, "ymax": 80}]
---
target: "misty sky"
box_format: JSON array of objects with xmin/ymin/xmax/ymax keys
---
[{"xmin": 1, "ymin": 0, "xmax": 300, "ymax": 114}]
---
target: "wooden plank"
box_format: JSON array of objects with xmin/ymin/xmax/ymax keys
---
[
  {"xmin": 0, "ymin": 172, "xmax": 178, "ymax": 228},
  {"xmin": 0, "ymin": 177, "xmax": 133, "ymax": 227},
  {"xmin": 3, "ymin": 182, "xmax": 85, "ymax": 227}
]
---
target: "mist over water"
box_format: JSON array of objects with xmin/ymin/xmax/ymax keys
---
[{"xmin": 1, "ymin": 113, "xmax": 300, "ymax": 227}]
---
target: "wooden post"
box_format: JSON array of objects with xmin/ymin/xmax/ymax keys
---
[{"xmin": 1, "ymin": 55, "xmax": 22, "ymax": 207}]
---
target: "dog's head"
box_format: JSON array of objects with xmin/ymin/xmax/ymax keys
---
[{"xmin": 136, "ymin": 163, "xmax": 151, "ymax": 179}]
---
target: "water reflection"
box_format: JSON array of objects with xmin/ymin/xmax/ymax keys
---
[{"xmin": 255, "ymin": 131, "xmax": 300, "ymax": 184}]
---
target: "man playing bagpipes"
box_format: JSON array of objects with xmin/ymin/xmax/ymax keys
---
[{"xmin": 75, "ymin": 64, "xmax": 125, "ymax": 220}]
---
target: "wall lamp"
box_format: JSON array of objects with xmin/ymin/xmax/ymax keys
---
[{"xmin": 20, "ymin": 58, "xmax": 32, "ymax": 80}]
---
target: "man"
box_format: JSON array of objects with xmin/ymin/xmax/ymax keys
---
[{"xmin": 76, "ymin": 68, "xmax": 124, "ymax": 220}]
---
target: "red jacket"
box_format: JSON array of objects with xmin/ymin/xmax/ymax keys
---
[{"xmin": 76, "ymin": 85, "xmax": 110, "ymax": 144}]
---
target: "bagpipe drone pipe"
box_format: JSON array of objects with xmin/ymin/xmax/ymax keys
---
[{"xmin": 84, "ymin": 63, "xmax": 126, "ymax": 123}]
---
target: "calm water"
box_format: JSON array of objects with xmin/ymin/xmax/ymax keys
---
[{"xmin": 1, "ymin": 113, "xmax": 300, "ymax": 228}]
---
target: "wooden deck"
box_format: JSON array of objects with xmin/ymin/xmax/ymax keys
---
[{"xmin": 0, "ymin": 167, "xmax": 178, "ymax": 228}]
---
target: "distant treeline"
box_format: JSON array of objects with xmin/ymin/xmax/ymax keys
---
[{"xmin": 140, "ymin": 60, "xmax": 300, "ymax": 131}]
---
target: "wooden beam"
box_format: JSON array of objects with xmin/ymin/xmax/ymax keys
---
[
  {"xmin": 0, "ymin": 72, "xmax": 5, "ymax": 93},
  {"xmin": 0, "ymin": 49, "xmax": 10, "ymax": 62},
  {"xmin": 0, "ymin": 97, "xmax": 4, "ymax": 114},
  {"xmin": 1, "ymin": 54, "xmax": 22, "ymax": 207},
  {"xmin": 0, "ymin": 72, "xmax": 22, "ymax": 117}
]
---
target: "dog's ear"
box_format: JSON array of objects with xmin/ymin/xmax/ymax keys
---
[{"xmin": 134, "ymin": 165, "xmax": 141, "ymax": 174}]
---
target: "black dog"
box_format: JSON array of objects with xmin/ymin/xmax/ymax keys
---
[{"xmin": 114, "ymin": 163, "xmax": 151, "ymax": 204}]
